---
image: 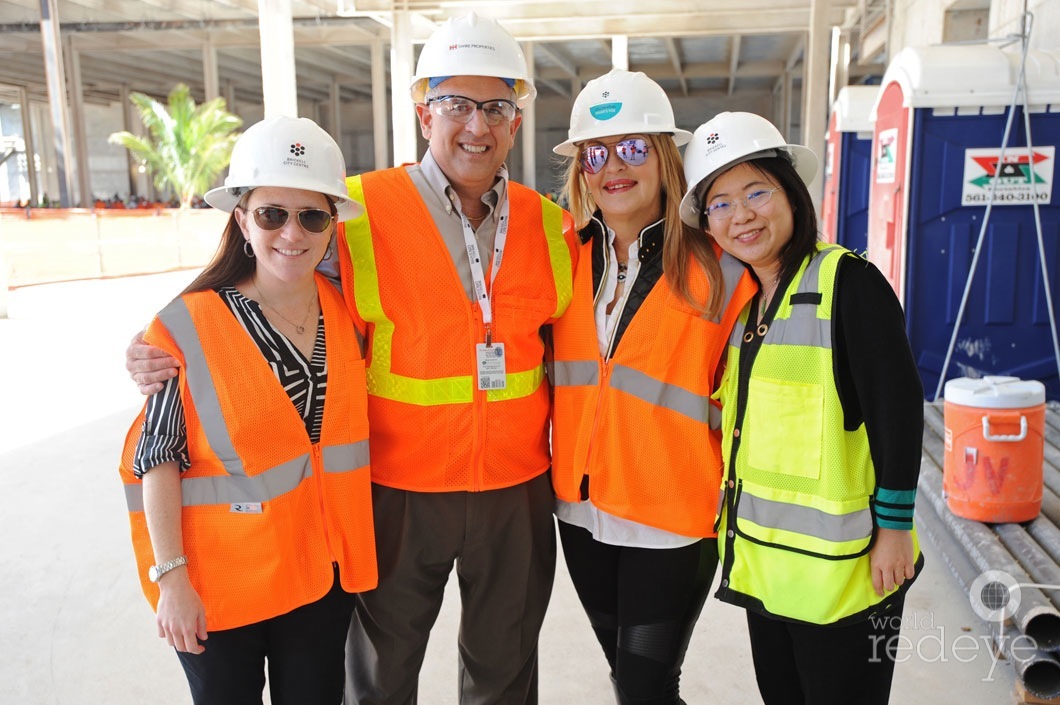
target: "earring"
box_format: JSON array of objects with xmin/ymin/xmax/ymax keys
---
[{"xmin": 243, "ymin": 240, "xmax": 255, "ymax": 258}]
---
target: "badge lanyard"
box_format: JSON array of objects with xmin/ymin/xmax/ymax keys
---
[{"xmin": 460, "ymin": 196, "xmax": 511, "ymax": 390}]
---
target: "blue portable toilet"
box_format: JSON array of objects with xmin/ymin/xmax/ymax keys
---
[
  {"xmin": 866, "ymin": 45, "xmax": 1060, "ymax": 399},
  {"xmin": 822, "ymin": 85, "xmax": 879, "ymax": 255}
]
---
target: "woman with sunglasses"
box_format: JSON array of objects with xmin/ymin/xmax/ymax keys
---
[
  {"xmin": 117, "ymin": 115, "xmax": 377, "ymax": 705},
  {"xmin": 680, "ymin": 112, "xmax": 923, "ymax": 705},
  {"xmin": 549, "ymin": 70, "xmax": 755, "ymax": 705}
]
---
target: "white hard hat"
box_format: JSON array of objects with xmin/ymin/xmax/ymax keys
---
[
  {"xmin": 204, "ymin": 115, "xmax": 361, "ymax": 221},
  {"xmin": 678, "ymin": 111, "xmax": 818, "ymax": 227},
  {"xmin": 410, "ymin": 12, "xmax": 536, "ymax": 108},
  {"xmin": 553, "ymin": 69, "xmax": 692, "ymax": 156}
]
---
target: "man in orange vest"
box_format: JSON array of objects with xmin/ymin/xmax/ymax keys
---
[{"xmin": 127, "ymin": 13, "xmax": 578, "ymax": 705}]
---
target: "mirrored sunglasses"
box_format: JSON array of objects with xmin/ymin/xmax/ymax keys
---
[
  {"xmin": 580, "ymin": 138, "xmax": 652, "ymax": 174},
  {"xmin": 251, "ymin": 206, "xmax": 334, "ymax": 233},
  {"xmin": 427, "ymin": 95, "xmax": 518, "ymax": 126}
]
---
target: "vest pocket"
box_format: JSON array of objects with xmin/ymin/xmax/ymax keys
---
[
  {"xmin": 733, "ymin": 480, "xmax": 873, "ymax": 559},
  {"xmin": 745, "ymin": 376, "xmax": 823, "ymax": 479}
]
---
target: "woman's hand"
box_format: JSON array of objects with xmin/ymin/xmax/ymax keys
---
[
  {"xmin": 869, "ymin": 527, "xmax": 916, "ymax": 597},
  {"xmin": 127, "ymin": 331, "xmax": 179, "ymax": 395},
  {"xmin": 155, "ymin": 571, "xmax": 208, "ymax": 654}
]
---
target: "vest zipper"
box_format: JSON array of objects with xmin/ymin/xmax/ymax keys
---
[
  {"xmin": 311, "ymin": 444, "xmax": 338, "ymax": 564},
  {"xmin": 581, "ymin": 358, "xmax": 612, "ymax": 491}
]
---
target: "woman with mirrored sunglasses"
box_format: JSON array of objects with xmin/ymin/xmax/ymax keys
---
[
  {"xmin": 117, "ymin": 115, "xmax": 377, "ymax": 705},
  {"xmin": 550, "ymin": 70, "xmax": 756, "ymax": 705}
]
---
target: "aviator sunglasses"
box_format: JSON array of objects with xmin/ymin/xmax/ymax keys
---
[
  {"xmin": 580, "ymin": 138, "xmax": 652, "ymax": 174},
  {"xmin": 248, "ymin": 206, "xmax": 335, "ymax": 233}
]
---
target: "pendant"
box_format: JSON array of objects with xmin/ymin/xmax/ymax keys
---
[{"xmin": 296, "ymin": 325, "xmax": 305, "ymax": 334}]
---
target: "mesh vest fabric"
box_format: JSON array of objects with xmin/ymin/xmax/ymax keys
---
[
  {"xmin": 715, "ymin": 243, "xmax": 920, "ymax": 625},
  {"xmin": 338, "ymin": 167, "xmax": 576, "ymax": 492},
  {"xmin": 551, "ymin": 241, "xmax": 756, "ymax": 537},
  {"xmin": 118, "ymin": 274, "xmax": 377, "ymax": 631}
]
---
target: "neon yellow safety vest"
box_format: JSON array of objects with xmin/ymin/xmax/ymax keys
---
[{"xmin": 715, "ymin": 243, "xmax": 920, "ymax": 625}]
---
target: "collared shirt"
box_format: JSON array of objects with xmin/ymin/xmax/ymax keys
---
[{"xmin": 407, "ymin": 149, "xmax": 508, "ymax": 301}]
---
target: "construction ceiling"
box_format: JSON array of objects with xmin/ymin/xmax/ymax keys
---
[{"xmin": 0, "ymin": 0, "xmax": 890, "ymax": 109}]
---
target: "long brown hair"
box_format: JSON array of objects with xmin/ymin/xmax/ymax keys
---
[
  {"xmin": 562, "ymin": 133, "xmax": 724, "ymax": 318},
  {"xmin": 181, "ymin": 190, "xmax": 337, "ymax": 295}
]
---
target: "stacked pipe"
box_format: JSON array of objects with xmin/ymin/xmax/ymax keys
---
[{"xmin": 918, "ymin": 402, "xmax": 1060, "ymax": 699}]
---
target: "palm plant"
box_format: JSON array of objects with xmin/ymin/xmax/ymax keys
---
[{"xmin": 109, "ymin": 83, "xmax": 242, "ymax": 208}]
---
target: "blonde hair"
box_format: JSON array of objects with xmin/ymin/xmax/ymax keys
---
[{"xmin": 562, "ymin": 133, "xmax": 724, "ymax": 318}]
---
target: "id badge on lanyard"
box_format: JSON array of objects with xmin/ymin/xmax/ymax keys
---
[{"xmin": 461, "ymin": 197, "xmax": 510, "ymax": 391}]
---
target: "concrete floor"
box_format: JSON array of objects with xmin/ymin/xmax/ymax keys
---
[{"xmin": 0, "ymin": 272, "xmax": 1019, "ymax": 704}]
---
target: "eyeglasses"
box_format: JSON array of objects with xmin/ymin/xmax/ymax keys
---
[
  {"xmin": 249, "ymin": 206, "xmax": 335, "ymax": 233},
  {"xmin": 579, "ymin": 138, "xmax": 651, "ymax": 174},
  {"xmin": 427, "ymin": 95, "xmax": 519, "ymax": 126},
  {"xmin": 705, "ymin": 187, "xmax": 782, "ymax": 220}
]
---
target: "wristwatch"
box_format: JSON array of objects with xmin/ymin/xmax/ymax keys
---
[{"xmin": 148, "ymin": 555, "xmax": 188, "ymax": 583}]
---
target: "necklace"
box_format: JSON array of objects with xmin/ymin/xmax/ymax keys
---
[
  {"xmin": 616, "ymin": 262, "xmax": 628, "ymax": 282},
  {"xmin": 252, "ymin": 280, "xmax": 317, "ymax": 335}
]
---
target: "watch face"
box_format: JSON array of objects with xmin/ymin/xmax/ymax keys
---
[{"xmin": 148, "ymin": 566, "xmax": 159, "ymax": 582}]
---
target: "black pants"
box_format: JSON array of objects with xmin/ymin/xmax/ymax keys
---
[
  {"xmin": 745, "ymin": 596, "xmax": 906, "ymax": 705},
  {"xmin": 176, "ymin": 568, "xmax": 356, "ymax": 705},
  {"xmin": 558, "ymin": 521, "xmax": 716, "ymax": 705}
]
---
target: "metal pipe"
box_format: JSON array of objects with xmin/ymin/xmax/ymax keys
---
[
  {"xmin": 917, "ymin": 494, "xmax": 1060, "ymax": 698},
  {"xmin": 997, "ymin": 523, "xmax": 1060, "ymax": 612},
  {"xmin": 1027, "ymin": 518, "xmax": 1060, "ymax": 569},
  {"xmin": 919, "ymin": 465, "xmax": 1060, "ymax": 649}
]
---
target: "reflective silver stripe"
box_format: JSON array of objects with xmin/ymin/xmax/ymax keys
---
[
  {"xmin": 323, "ymin": 440, "xmax": 370, "ymax": 473},
  {"xmin": 713, "ymin": 252, "xmax": 749, "ymax": 323},
  {"xmin": 123, "ymin": 441, "xmax": 367, "ymax": 511},
  {"xmin": 763, "ymin": 246, "xmax": 840, "ymax": 349},
  {"xmin": 737, "ymin": 492, "xmax": 872, "ymax": 543},
  {"xmin": 552, "ymin": 360, "xmax": 599, "ymax": 387},
  {"xmin": 157, "ymin": 298, "xmax": 245, "ymax": 476},
  {"xmin": 181, "ymin": 453, "xmax": 311, "ymax": 506},
  {"xmin": 708, "ymin": 402, "xmax": 722, "ymax": 430},
  {"xmin": 125, "ymin": 484, "xmax": 144, "ymax": 512},
  {"xmin": 765, "ymin": 316, "xmax": 832, "ymax": 348},
  {"xmin": 610, "ymin": 364, "xmax": 709, "ymax": 424}
]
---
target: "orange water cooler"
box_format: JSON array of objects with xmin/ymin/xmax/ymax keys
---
[{"xmin": 943, "ymin": 376, "xmax": 1046, "ymax": 523}]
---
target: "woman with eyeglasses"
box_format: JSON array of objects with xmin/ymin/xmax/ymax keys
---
[
  {"xmin": 117, "ymin": 115, "xmax": 377, "ymax": 705},
  {"xmin": 549, "ymin": 70, "xmax": 756, "ymax": 705},
  {"xmin": 680, "ymin": 111, "xmax": 923, "ymax": 705}
]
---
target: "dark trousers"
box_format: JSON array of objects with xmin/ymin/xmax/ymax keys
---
[
  {"xmin": 175, "ymin": 568, "xmax": 356, "ymax": 705},
  {"xmin": 345, "ymin": 474, "xmax": 557, "ymax": 705},
  {"xmin": 557, "ymin": 521, "xmax": 716, "ymax": 705},
  {"xmin": 745, "ymin": 597, "xmax": 906, "ymax": 705}
]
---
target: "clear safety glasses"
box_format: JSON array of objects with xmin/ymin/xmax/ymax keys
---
[
  {"xmin": 579, "ymin": 138, "xmax": 652, "ymax": 174},
  {"xmin": 705, "ymin": 187, "xmax": 783, "ymax": 220},
  {"xmin": 250, "ymin": 206, "xmax": 335, "ymax": 233},
  {"xmin": 427, "ymin": 95, "xmax": 519, "ymax": 126}
]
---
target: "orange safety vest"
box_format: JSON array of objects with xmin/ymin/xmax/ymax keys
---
[
  {"xmin": 118, "ymin": 274, "xmax": 377, "ymax": 632},
  {"xmin": 551, "ymin": 241, "xmax": 756, "ymax": 537},
  {"xmin": 337, "ymin": 167, "xmax": 576, "ymax": 492}
]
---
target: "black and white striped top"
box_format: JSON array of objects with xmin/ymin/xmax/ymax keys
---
[{"xmin": 133, "ymin": 286, "xmax": 328, "ymax": 477}]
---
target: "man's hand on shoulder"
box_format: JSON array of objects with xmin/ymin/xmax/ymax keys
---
[{"xmin": 127, "ymin": 331, "xmax": 179, "ymax": 395}]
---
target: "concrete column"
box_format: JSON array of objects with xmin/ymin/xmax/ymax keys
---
[
  {"xmin": 66, "ymin": 37, "xmax": 91, "ymax": 206},
  {"xmin": 612, "ymin": 35, "xmax": 629, "ymax": 70},
  {"xmin": 257, "ymin": 0, "xmax": 298, "ymax": 118},
  {"xmin": 202, "ymin": 37, "xmax": 220, "ymax": 102},
  {"xmin": 390, "ymin": 10, "xmax": 417, "ymax": 166},
  {"xmin": 17, "ymin": 85, "xmax": 39, "ymax": 207},
  {"xmin": 329, "ymin": 78, "xmax": 342, "ymax": 141},
  {"xmin": 801, "ymin": 0, "xmax": 831, "ymax": 208},
  {"xmin": 371, "ymin": 39, "xmax": 388, "ymax": 169},
  {"xmin": 520, "ymin": 40, "xmax": 536, "ymax": 190},
  {"xmin": 38, "ymin": 0, "xmax": 74, "ymax": 206}
]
